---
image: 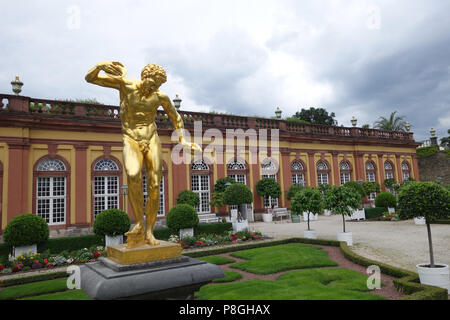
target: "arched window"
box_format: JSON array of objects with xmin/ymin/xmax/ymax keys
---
[
  {"xmin": 227, "ymin": 159, "xmax": 247, "ymax": 185},
  {"xmin": 316, "ymin": 161, "xmax": 329, "ymax": 186},
  {"xmin": 339, "ymin": 161, "xmax": 352, "ymax": 185},
  {"xmin": 191, "ymin": 160, "xmax": 211, "ymax": 214},
  {"xmin": 261, "ymin": 159, "xmax": 278, "ymax": 208},
  {"xmin": 291, "ymin": 160, "xmax": 306, "ymax": 187},
  {"xmin": 142, "ymin": 166, "xmax": 165, "ymax": 217},
  {"xmin": 384, "ymin": 161, "xmax": 394, "ymax": 180},
  {"xmin": 401, "ymin": 162, "xmax": 411, "ymax": 181},
  {"xmin": 35, "ymin": 158, "xmax": 67, "ymax": 225},
  {"xmin": 365, "ymin": 161, "xmax": 377, "ymax": 200},
  {"xmin": 93, "ymin": 159, "xmax": 120, "ymax": 218}
]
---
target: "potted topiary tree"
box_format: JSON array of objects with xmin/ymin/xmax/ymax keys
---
[
  {"xmin": 256, "ymin": 178, "xmax": 281, "ymax": 222},
  {"xmin": 286, "ymin": 184, "xmax": 303, "ymax": 222},
  {"xmin": 223, "ymin": 183, "xmax": 253, "ymax": 232},
  {"xmin": 397, "ymin": 181, "xmax": 450, "ymax": 290},
  {"xmin": 209, "ymin": 177, "xmax": 236, "ymax": 221},
  {"xmin": 318, "ymin": 184, "xmax": 332, "ymax": 216},
  {"xmin": 93, "ymin": 209, "xmax": 131, "ymax": 247},
  {"xmin": 324, "ymin": 186, "xmax": 361, "ymax": 246},
  {"xmin": 176, "ymin": 190, "xmax": 200, "ymax": 208},
  {"xmin": 291, "ymin": 187, "xmax": 323, "ymax": 239},
  {"xmin": 3, "ymin": 214, "xmax": 49, "ymax": 258},
  {"xmin": 166, "ymin": 204, "xmax": 199, "ymax": 240}
]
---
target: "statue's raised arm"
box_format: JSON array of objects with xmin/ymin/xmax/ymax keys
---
[{"xmin": 85, "ymin": 61, "xmax": 127, "ymax": 89}]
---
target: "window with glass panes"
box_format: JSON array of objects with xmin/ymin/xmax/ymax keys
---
[
  {"xmin": 93, "ymin": 159, "xmax": 119, "ymax": 218},
  {"xmin": 191, "ymin": 160, "xmax": 211, "ymax": 213},
  {"xmin": 36, "ymin": 159, "xmax": 66, "ymax": 225},
  {"xmin": 262, "ymin": 159, "xmax": 279, "ymax": 208},
  {"xmin": 291, "ymin": 161, "xmax": 305, "ymax": 187},
  {"xmin": 402, "ymin": 162, "xmax": 410, "ymax": 181},
  {"xmin": 365, "ymin": 161, "xmax": 377, "ymax": 200},
  {"xmin": 339, "ymin": 161, "xmax": 351, "ymax": 185},
  {"xmin": 317, "ymin": 161, "xmax": 329, "ymax": 186}
]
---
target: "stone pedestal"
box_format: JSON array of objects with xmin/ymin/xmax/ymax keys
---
[{"xmin": 81, "ymin": 241, "xmax": 224, "ymax": 300}]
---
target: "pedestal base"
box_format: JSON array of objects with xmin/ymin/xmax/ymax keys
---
[
  {"xmin": 107, "ymin": 241, "xmax": 182, "ymax": 265},
  {"xmin": 80, "ymin": 256, "xmax": 225, "ymax": 300}
]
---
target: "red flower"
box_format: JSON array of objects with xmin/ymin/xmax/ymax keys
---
[
  {"xmin": 44, "ymin": 259, "xmax": 48, "ymax": 264},
  {"xmin": 0, "ymin": 265, "xmax": 5, "ymax": 270},
  {"xmin": 35, "ymin": 260, "xmax": 39, "ymax": 264}
]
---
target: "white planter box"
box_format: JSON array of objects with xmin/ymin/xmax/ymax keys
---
[
  {"xmin": 13, "ymin": 244, "xmax": 37, "ymax": 258},
  {"xmin": 304, "ymin": 230, "xmax": 317, "ymax": 239},
  {"xmin": 417, "ymin": 263, "xmax": 450, "ymax": 291},
  {"xmin": 414, "ymin": 217, "xmax": 426, "ymax": 225},
  {"xmin": 105, "ymin": 235, "xmax": 123, "ymax": 247},
  {"xmin": 179, "ymin": 228, "xmax": 194, "ymax": 240},
  {"xmin": 324, "ymin": 209, "xmax": 332, "ymax": 216},
  {"xmin": 230, "ymin": 209, "xmax": 238, "ymax": 223},
  {"xmin": 232, "ymin": 220, "xmax": 249, "ymax": 232},
  {"xmin": 337, "ymin": 232, "xmax": 353, "ymax": 246},
  {"xmin": 262, "ymin": 213, "xmax": 273, "ymax": 222},
  {"xmin": 303, "ymin": 212, "xmax": 318, "ymax": 221}
]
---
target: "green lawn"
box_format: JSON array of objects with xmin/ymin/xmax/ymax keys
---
[
  {"xmin": 22, "ymin": 289, "xmax": 91, "ymax": 300},
  {"xmin": 212, "ymin": 271, "xmax": 243, "ymax": 283},
  {"xmin": 229, "ymin": 243, "xmax": 338, "ymax": 274},
  {"xmin": 197, "ymin": 255, "xmax": 236, "ymax": 265},
  {"xmin": 195, "ymin": 268, "xmax": 385, "ymax": 300},
  {"xmin": 0, "ymin": 278, "xmax": 69, "ymax": 300}
]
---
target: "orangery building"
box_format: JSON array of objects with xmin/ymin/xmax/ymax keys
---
[{"xmin": 0, "ymin": 93, "xmax": 420, "ymax": 234}]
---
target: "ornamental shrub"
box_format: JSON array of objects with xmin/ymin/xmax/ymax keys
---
[
  {"xmin": 176, "ymin": 190, "xmax": 200, "ymax": 207},
  {"xmin": 213, "ymin": 177, "xmax": 236, "ymax": 193},
  {"xmin": 323, "ymin": 186, "xmax": 361, "ymax": 233},
  {"xmin": 286, "ymin": 184, "xmax": 304, "ymax": 201},
  {"xmin": 343, "ymin": 181, "xmax": 365, "ymax": 200},
  {"xmin": 93, "ymin": 209, "xmax": 131, "ymax": 237},
  {"xmin": 256, "ymin": 178, "xmax": 281, "ymax": 199},
  {"xmin": 3, "ymin": 214, "xmax": 49, "ymax": 247},
  {"xmin": 375, "ymin": 192, "xmax": 397, "ymax": 208},
  {"xmin": 223, "ymin": 183, "xmax": 253, "ymax": 205},
  {"xmin": 291, "ymin": 187, "xmax": 323, "ymax": 230},
  {"xmin": 166, "ymin": 204, "xmax": 199, "ymax": 232}
]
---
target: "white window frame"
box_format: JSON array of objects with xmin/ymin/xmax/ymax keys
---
[{"xmin": 93, "ymin": 176, "xmax": 119, "ymax": 218}]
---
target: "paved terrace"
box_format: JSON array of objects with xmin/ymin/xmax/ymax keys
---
[{"xmin": 249, "ymin": 215, "xmax": 450, "ymax": 273}]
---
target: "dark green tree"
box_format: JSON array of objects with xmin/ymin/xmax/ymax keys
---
[
  {"xmin": 397, "ymin": 182, "xmax": 450, "ymax": 267},
  {"xmin": 292, "ymin": 107, "xmax": 337, "ymax": 126},
  {"xmin": 440, "ymin": 129, "xmax": 450, "ymax": 149}
]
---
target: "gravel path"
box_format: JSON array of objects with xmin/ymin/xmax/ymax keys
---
[{"xmin": 248, "ymin": 215, "xmax": 450, "ymax": 273}]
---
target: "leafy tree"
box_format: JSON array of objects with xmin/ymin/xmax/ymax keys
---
[
  {"xmin": 223, "ymin": 183, "xmax": 253, "ymax": 206},
  {"xmin": 286, "ymin": 184, "xmax": 304, "ymax": 201},
  {"xmin": 373, "ymin": 111, "xmax": 407, "ymax": 131},
  {"xmin": 256, "ymin": 178, "xmax": 281, "ymax": 208},
  {"xmin": 440, "ymin": 129, "xmax": 450, "ymax": 149},
  {"xmin": 361, "ymin": 181, "xmax": 380, "ymax": 197},
  {"xmin": 210, "ymin": 177, "xmax": 236, "ymax": 207},
  {"xmin": 176, "ymin": 190, "xmax": 200, "ymax": 208},
  {"xmin": 292, "ymin": 107, "xmax": 337, "ymax": 126},
  {"xmin": 324, "ymin": 186, "xmax": 361, "ymax": 233},
  {"xmin": 317, "ymin": 184, "xmax": 332, "ymax": 194},
  {"xmin": 291, "ymin": 187, "xmax": 323, "ymax": 231},
  {"xmin": 343, "ymin": 181, "xmax": 365, "ymax": 200},
  {"xmin": 397, "ymin": 182, "xmax": 450, "ymax": 267}
]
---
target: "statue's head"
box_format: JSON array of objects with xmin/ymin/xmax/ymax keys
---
[{"xmin": 140, "ymin": 63, "xmax": 167, "ymax": 91}]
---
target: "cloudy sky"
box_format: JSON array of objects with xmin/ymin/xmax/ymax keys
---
[{"xmin": 1, "ymin": 0, "xmax": 449, "ymax": 142}]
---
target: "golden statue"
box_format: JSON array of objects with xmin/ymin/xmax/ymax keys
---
[{"xmin": 86, "ymin": 61, "xmax": 201, "ymax": 247}]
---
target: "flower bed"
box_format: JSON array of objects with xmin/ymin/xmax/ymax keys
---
[
  {"xmin": 169, "ymin": 231, "xmax": 266, "ymax": 249},
  {"xmin": 0, "ymin": 246, "xmax": 106, "ymax": 275}
]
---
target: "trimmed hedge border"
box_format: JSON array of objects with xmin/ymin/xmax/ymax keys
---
[
  {"xmin": 0, "ymin": 271, "xmax": 68, "ymax": 288},
  {"xmin": 1, "ymin": 236, "xmax": 447, "ymax": 299},
  {"xmin": 185, "ymin": 237, "xmax": 448, "ymax": 300}
]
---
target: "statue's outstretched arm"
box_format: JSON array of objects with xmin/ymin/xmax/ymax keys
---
[
  {"xmin": 159, "ymin": 93, "xmax": 202, "ymax": 152},
  {"xmin": 85, "ymin": 61, "xmax": 126, "ymax": 89}
]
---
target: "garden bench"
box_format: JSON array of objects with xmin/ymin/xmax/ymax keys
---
[
  {"xmin": 348, "ymin": 209, "xmax": 366, "ymax": 221},
  {"xmin": 273, "ymin": 208, "xmax": 291, "ymax": 221},
  {"xmin": 198, "ymin": 213, "xmax": 221, "ymax": 224}
]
